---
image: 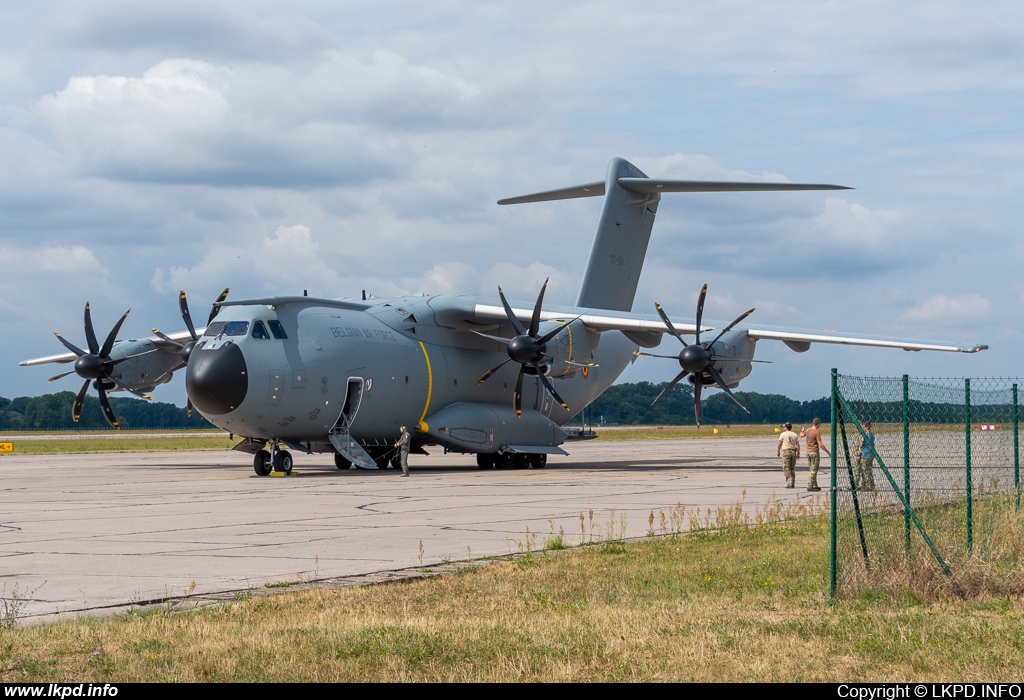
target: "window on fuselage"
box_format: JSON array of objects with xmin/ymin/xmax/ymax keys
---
[
  {"xmin": 252, "ymin": 321, "xmax": 270, "ymax": 339},
  {"xmin": 224, "ymin": 321, "xmax": 249, "ymax": 336},
  {"xmin": 268, "ymin": 320, "xmax": 288, "ymax": 339},
  {"xmin": 204, "ymin": 321, "xmax": 227, "ymax": 337}
]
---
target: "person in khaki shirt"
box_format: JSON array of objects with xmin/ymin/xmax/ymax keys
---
[
  {"xmin": 799, "ymin": 417, "xmax": 830, "ymax": 492},
  {"xmin": 776, "ymin": 422, "xmax": 800, "ymax": 488}
]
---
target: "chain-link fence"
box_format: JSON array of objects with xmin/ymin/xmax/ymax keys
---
[{"xmin": 830, "ymin": 371, "xmax": 1024, "ymax": 599}]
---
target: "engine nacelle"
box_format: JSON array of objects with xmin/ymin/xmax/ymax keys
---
[
  {"xmin": 690, "ymin": 329, "xmax": 757, "ymax": 389},
  {"xmin": 535, "ymin": 317, "xmax": 598, "ymax": 378},
  {"xmin": 106, "ymin": 339, "xmax": 182, "ymax": 393}
]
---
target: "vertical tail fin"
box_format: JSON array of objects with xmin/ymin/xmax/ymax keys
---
[
  {"xmin": 575, "ymin": 158, "xmax": 660, "ymax": 311},
  {"xmin": 498, "ymin": 158, "xmax": 850, "ymax": 312}
]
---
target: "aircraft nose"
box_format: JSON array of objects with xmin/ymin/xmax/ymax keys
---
[{"xmin": 185, "ymin": 341, "xmax": 248, "ymax": 415}]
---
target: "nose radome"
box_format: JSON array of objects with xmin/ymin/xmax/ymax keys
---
[{"xmin": 186, "ymin": 341, "xmax": 248, "ymax": 415}]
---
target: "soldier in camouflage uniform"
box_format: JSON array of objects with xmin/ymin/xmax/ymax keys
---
[
  {"xmin": 394, "ymin": 425, "xmax": 411, "ymax": 477},
  {"xmin": 854, "ymin": 421, "xmax": 875, "ymax": 492},
  {"xmin": 777, "ymin": 422, "xmax": 800, "ymax": 488},
  {"xmin": 800, "ymin": 417, "xmax": 830, "ymax": 492}
]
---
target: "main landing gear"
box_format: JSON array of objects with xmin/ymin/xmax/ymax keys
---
[
  {"xmin": 254, "ymin": 441, "xmax": 293, "ymax": 476},
  {"xmin": 476, "ymin": 452, "xmax": 546, "ymax": 470}
]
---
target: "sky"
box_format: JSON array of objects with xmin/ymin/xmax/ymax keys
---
[{"xmin": 2, "ymin": 1, "xmax": 1022, "ymax": 406}]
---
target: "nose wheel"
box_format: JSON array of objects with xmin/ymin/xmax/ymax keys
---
[{"xmin": 253, "ymin": 442, "xmax": 293, "ymax": 476}]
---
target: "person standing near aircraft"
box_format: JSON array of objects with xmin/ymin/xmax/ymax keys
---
[
  {"xmin": 855, "ymin": 422, "xmax": 876, "ymax": 492},
  {"xmin": 394, "ymin": 425, "xmax": 411, "ymax": 477},
  {"xmin": 777, "ymin": 422, "xmax": 800, "ymax": 489},
  {"xmin": 800, "ymin": 417, "xmax": 830, "ymax": 492}
]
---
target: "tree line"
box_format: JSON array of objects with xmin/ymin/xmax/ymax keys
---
[
  {"xmin": 0, "ymin": 392, "xmax": 214, "ymax": 431},
  {"xmin": 587, "ymin": 381, "xmax": 831, "ymax": 426},
  {"xmin": 0, "ymin": 383, "xmax": 833, "ymax": 431}
]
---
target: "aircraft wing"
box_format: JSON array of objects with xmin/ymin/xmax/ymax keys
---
[
  {"xmin": 471, "ymin": 302, "xmax": 987, "ymax": 354},
  {"xmin": 19, "ymin": 329, "xmax": 198, "ymax": 366}
]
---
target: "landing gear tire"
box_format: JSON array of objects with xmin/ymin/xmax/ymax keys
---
[
  {"xmin": 527, "ymin": 454, "xmax": 547, "ymax": 469},
  {"xmin": 254, "ymin": 450, "xmax": 272, "ymax": 476},
  {"xmin": 334, "ymin": 453, "xmax": 352, "ymax": 470},
  {"xmin": 476, "ymin": 453, "xmax": 495, "ymax": 469},
  {"xmin": 373, "ymin": 451, "xmax": 391, "ymax": 469},
  {"xmin": 273, "ymin": 450, "xmax": 293, "ymax": 475},
  {"xmin": 512, "ymin": 454, "xmax": 529, "ymax": 470},
  {"xmin": 496, "ymin": 452, "xmax": 515, "ymax": 469}
]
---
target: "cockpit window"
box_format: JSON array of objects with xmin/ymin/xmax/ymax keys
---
[
  {"xmin": 268, "ymin": 320, "xmax": 288, "ymax": 339},
  {"xmin": 252, "ymin": 321, "xmax": 270, "ymax": 340},
  {"xmin": 224, "ymin": 321, "xmax": 249, "ymax": 336},
  {"xmin": 204, "ymin": 321, "xmax": 227, "ymax": 337}
]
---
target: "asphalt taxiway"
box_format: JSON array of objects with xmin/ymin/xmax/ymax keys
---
[{"xmin": 0, "ymin": 437, "xmax": 826, "ymax": 623}]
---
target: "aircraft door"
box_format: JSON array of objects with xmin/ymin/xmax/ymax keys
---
[{"xmin": 334, "ymin": 377, "xmax": 364, "ymax": 431}]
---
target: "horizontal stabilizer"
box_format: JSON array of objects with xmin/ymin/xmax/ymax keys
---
[
  {"xmin": 617, "ymin": 178, "xmax": 851, "ymax": 194},
  {"xmin": 498, "ymin": 182, "xmax": 605, "ymax": 205},
  {"xmin": 498, "ymin": 177, "xmax": 850, "ymax": 205}
]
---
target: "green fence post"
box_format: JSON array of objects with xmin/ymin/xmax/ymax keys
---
[
  {"xmin": 903, "ymin": 374, "xmax": 911, "ymax": 557},
  {"xmin": 830, "ymin": 369, "xmax": 838, "ymax": 598},
  {"xmin": 1014, "ymin": 383, "xmax": 1019, "ymax": 510},
  {"xmin": 965, "ymin": 378, "xmax": 973, "ymax": 553}
]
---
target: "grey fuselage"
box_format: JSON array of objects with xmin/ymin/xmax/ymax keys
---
[{"xmin": 185, "ymin": 293, "xmax": 637, "ymax": 454}]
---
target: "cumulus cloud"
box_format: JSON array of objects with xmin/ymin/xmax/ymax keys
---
[
  {"xmin": 34, "ymin": 51, "xmax": 536, "ymax": 188},
  {"xmin": 152, "ymin": 224, "xmax": 347, "ymax": 297},
  {"xmin": 901, "ymin": 293, "xmax": 993, "ymax": 325}
]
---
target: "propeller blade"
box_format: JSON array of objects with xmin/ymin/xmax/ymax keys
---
[
  {"xmin": 72, "ymin": 380, "xmax": 89, "ymax": 423},
  {"xmin": 54, "ymin": 332, "xmax": 86, "ymax": 357},
  {"xmin": 694, "ymin": 284, "xmax": 708, "ymax": 344},
  {"xmin": 635, "ymin": 352, "xmax": 680, "ymax": 360},
  {"xmin": 107, "ymin": 375, "xmax": 152, "ymax": 400},
  {"xmin": 109, "ymin": 348, "xmax": 158, "ymax": 366},
  {"xmin": 179, "ymin": 291, "xmax": 197, "ymax": 341},
  {"xmin": 207, "ymin": 288, "xmax": 230, "ymax": 327},
  {"xmin": 152, "ymin": 328, "xmax": 186, "ymax": 348},
  {"xmin": 655, "ymin": 302, "xmax": 687, "ymax": 347},
  {"xmin": 536, "ymin": 367, "xmax": 571, "ymax": 412},
  {"xmin": 48, "ymin": 370, "xmax": 77, "ymax": 382},
  {"xmin": 513, "ymin": 365, "xmax": 525, "ymax": 418},
  {"xmin": 99, "ymin": 309, "xmax": 131, "ymax": 359},
  {"xmin": 470, "ymin": 330, "xmax": 512, "ymax": 345},
  {"xmin": 498, "ymin": 286, "xmax": 526, "ymax": 336},
  {"xmin": 478, "ymin": 358, "xmax": 513, "ymax": 384},
  {"xmin": 97, "ymin": 387, "xmax": 120, "ymax": 430},
  {"xmin": 707, "ymin": 308, "xmax": 756, "ymax": 349},
  {"xmin": 536, "ymin": 315, "xmax": 582, "ymax": 346},
  {"xmin": 694, "ymin": 381, "xmax": 703, "ymax": 427},
  {"xmin": 186, "ymin": 397, "xmax": 193, "ymax": 418},
  {"xmin": 84, "ymin": 303, "xmax": 99, "ymax": 355},
  {"xmin": 651, "ymin": 369, "xmax": 689, "ymax": 405},
  {"xmin": 709, "ymin": 356, "xmax": 772, "ymax": 364},
  {"xmin": 707, "ymin": 366, "xmax": 751, "ymax": 414},
  {"xmin": 529, "ymin": 277, "xmax": 549, "ymax": 337}
]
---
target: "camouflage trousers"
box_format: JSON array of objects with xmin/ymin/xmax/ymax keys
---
[
  {"xmin": 400, "ymin": 448, "xmax": 410, "ymax": 476},
  {"xmin": 807, "ymin": 451, "xmax": 821, "ymax": 490},
  {"xmin": 781, "ymin": 449, "xmax": 797, "ymax": 488},
  {"xmin": 855, "ymin": 457, "xmax": 874, "ymax": 491}
]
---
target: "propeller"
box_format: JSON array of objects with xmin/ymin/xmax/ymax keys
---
[
  {"xmin": 641, "ymin": 284, "xmax": 765, "ymax": 427},
  {"xmin": 476, "ymin": 278, "xmax": 586, "ymax": 418},
  {"xmin": 49, "ymin": 303, "xmax": 153, "ymax": 429},
  {"xmin": 152, "ymin": 288, "xmax": 229, "ymax": 416}
]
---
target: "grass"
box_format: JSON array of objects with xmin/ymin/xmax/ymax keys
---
[
  {"xmin": 2, "ymin": 503, "xmax": 1023, "ymax": 682},
  {"xmin": 594, "ymin": 424, "xmax": 818, "ymax": 440},
  {"xmin": 0, "ymin": 424, "xmax": 798, "ymax": 455},
  {"xmin": 0, "ymin": 435, "xmax": 235, "ymax": 454}
]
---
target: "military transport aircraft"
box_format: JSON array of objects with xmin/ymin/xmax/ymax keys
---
[{"xmin": 21, "ymin": 158, "xmax": 987, "ymax": 475}]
